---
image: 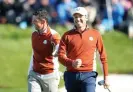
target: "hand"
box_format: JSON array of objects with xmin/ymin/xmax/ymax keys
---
[
  {"xmin": 104, "ymin": 79, "xmax": 110, "ymax": 89},
  {"xmin": 72, "ymin": 59, "xmax": 82, "ymax": 68}
]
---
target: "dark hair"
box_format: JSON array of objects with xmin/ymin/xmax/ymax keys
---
[{"xmin": 33, "ymin": 8, "xmax": 48, "ymax": 22}]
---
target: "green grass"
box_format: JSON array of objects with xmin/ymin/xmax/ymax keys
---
[
  {"xmin": 102, "ymin": 31, "xmax": 133, "ymax": 74},
  {"xmin": 0, "ymin": 25, "xmax": 32, "ymax": 92},
  {"xmin": 0, "ymin": 88, "xmax": 26, "ymax": 92},
  {"xmin": 0, "ymin": 24, "xmax": 133, "ymax": 92}
]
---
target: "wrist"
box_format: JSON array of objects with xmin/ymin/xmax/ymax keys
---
[{"xmin": 104, "ymin": 75, "xmax": 109, "ymax": 80}]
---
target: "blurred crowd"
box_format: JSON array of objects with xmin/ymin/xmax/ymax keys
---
[
  {"xmin": 0, "ymin": 0, "xmax": 133, "ymax": 38},
  {"xmin": 0, "ymin": 0, "xmax": 103, "ymax": 26}
]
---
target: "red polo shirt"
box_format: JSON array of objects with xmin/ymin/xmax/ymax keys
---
[
  {"xmin": 32, "ymin": 27, "xmax": 60, "ymax": 74},
  {"xmin": 58, "ymin": 28, "xmax": 108, "ymax": 76}
]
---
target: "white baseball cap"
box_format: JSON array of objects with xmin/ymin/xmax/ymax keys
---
[{"xmin": 72, "ymin": 7, "xmax": 88, "ymax": 16}]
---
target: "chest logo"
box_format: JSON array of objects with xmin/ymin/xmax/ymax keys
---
[
  {"xmin": 43, "ymin": 40, "xmax": 47, "ymax": 44},
  {"xmin": 89, "ymin": 37, "xmax": 93, "ymax": 41}
]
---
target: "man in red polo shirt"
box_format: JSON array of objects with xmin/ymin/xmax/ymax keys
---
[
  {"xmin": 28, "ymin": 9, "xmax": 61, "ymax": 92},
  {"xmin": 58, "ymin": 7, "xmax": 109, "ymax": 92}
]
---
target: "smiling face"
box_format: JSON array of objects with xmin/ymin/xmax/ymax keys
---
[
  {"xmin": 32, "ymin": 15, "xmax": 46, "ymax": 31},
  {"xmin": 73, "ymin": 13, "xmax": 87, "ymax": 29}
]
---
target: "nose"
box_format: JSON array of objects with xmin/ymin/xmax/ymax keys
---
[{"xmin": 77, "ymin": 17, "xmax": 80, "ymax": 20}]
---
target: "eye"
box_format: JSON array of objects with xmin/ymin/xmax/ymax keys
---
[
  {"xmin": 79, "ymin": 15, "xmax": 83, "ymax": 18},
  {"xmin": 74, "ymin": 16, "xmax": 78, "ymax": 18}
]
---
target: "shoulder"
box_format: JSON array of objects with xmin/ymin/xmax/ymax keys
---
[
  {"xmin": 62, "ymin": 29, "xmax": 75, "ymax": 36},
  {"xmin": 50, "ymin": 28, "xmax": 61, "ymax": 39},
  {"xmin": 32, "ymin": 31, "xmax": 38, "ymax": 37},
  {"xmin": 60, "ymin": 29, "xmax": 75, "ymax": 41},
  {"xmin": 50, "ymin": 28, "xmax": 59, "ymax": 35},
  {"xmin": 88, "ymin": 28, "xmax": 101, "ymax": 36}
]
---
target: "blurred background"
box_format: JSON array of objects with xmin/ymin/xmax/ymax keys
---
[{"xmin": 0, "ymin": 0, "xmax": 133, "ymax": 92}]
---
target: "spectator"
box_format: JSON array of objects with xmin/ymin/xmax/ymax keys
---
[
  {"xmin": 0, "ymin": 0, "xmax": 16, "ymax": 24},
  {"xmin": 97, "ymin": 0, "xmax": 125, "ymax": 34},
  {"xmin": 40, "ymin": 0, "xmax": 58, "ymax": 24},
  {"xmin": 78, "ymin": 0, "xmax": 97, "ymax": 27},
  {"xmin": 13, "ymin": 0, "xmax": 26, "ymax": 25},
  {"xmin": 56, "ymin": 0, "xmax": 77, "ymax": 27},
  {"xmin": 22, "ymin": 0, "xmax": 40, "ymax": 26},
  {"xmin": 127, "ymin": 0, "xmax": 133, "ymax": 38}
]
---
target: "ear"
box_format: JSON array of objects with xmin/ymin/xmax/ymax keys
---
[{"xmin": 41, "ymin": 19, "xmax": 46, "ymax": 24}]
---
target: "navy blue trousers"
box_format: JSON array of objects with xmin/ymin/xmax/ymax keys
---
[{"xmin": 64, "ymin": 71, "xmax": 98, "ymax": 92}]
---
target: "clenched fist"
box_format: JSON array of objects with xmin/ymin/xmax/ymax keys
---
[{"xmin": 72, "ymin": 59, "xmax": 82, "ymax": 68}]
